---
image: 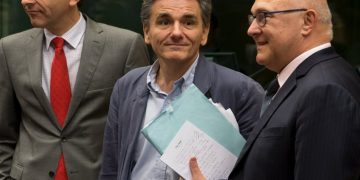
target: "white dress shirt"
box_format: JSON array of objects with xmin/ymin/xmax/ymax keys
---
[{"xmin": 42, "ymin": 14, "xmax": 86, "ymax": 99}]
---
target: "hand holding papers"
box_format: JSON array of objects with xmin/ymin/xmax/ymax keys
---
[
  {"xmin": 141, "ymin": 84, "xmax": 246, "ymax": 179},
  {"xmin": 160, "ymin": 121, "xmax": 237, "ymax": 179}
]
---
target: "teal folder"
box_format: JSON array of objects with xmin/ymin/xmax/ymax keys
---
[{"xmin": 141, "ymin": 84, "xmax": 245, "ymax": 156}]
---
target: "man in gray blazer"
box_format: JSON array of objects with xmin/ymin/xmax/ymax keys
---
[
  {"xmin": 0, "ymin": 0, "xmax": 149, "ymax": 179},
  {"xmin": 100, "ymin": 0, "xmax": 264, "ymax": 179}
]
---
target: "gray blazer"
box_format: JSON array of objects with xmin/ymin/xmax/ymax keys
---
[
  {"xmin": 100, "ymin": 55, "xmax": 265, "ymax": 180},
  {"xmin": 0, "ymin": 16, "xmax": 149, "ymax": 180},
  {"xmin": 229, "ymin": 47, "xmax": 360, "ymax": 180}
]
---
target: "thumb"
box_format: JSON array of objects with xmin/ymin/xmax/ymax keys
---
[{"xmin": 189, "ymin": 157, "xmax": 205, "ymax": 180}]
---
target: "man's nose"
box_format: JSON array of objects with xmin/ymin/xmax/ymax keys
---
[
  {"xmin": 21, "ymin": 0, "xmax": 36, "ymax": 7},
  {"xmin": 170, "ymin": 22, "xmax": 183, "ymax": 38},
  {"xmin": 169, "ymin": 22, "xmax": 185, "ymax": 43},
  {"xmin": 247, "ymin": 20, "xmax": 261, "ymax": 37}
]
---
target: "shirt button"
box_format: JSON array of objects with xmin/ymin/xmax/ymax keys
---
[{"xmin": 49, "ymin": 171, "xmax": 55, "ymax": 177}]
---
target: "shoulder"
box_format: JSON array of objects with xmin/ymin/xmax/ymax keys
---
[
  {"xmin": 87, "ymin": 17, "xmax": 142, "ymax": 40},
  {"xmin": 85, "ymin": 18, "xmax": 146, "ymax": 52},
  {"xmin": 111, "ymin": 66, "xmax": 150, "ymax": 101},
  {"xmin": 1, "ymin": 28, "xmax": 41, "ymax": 47},
  {"xmin": 290, "ymin": 60, "xmax": 360, "ymax": 114},
  {"xmin": 198, "ymin": 60, "xmax": 264, "ymax": 108},
  {"xmin": 99, "ymin": 23, "xmax": 141, "ymax": 38},
  {"xmin": 300, "ymin": 57, "xmax": 360, "ymax": 100},
  {"xmin": 208, "ymin": 61, "xmax": 263, "ymax": 93},
  {"xmin": 115, "ymin": 66, "xmax": 150, "ymax": 87}
]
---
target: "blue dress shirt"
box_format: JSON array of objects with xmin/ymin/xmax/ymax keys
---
[{"xmin": 130, "ymin": 56, "xmax": 199, "ymax": 180}]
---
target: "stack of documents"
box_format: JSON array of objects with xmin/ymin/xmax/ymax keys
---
[{"xmin": 141, "ymin": 84, "xmax": 245, "ymax": 179}]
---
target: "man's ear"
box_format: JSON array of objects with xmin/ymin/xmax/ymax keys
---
[
  {"xmin": 302, "ymin": 10, "xmax": 316, "ymax": 36},
  {"xmin": 143, "ymin": 25, "xmax": 151, "ymax": 45},
  {"xmin": 69, "ymin": 0, "xmax": 80, "ymax": 7},
  {"xmin": 200, "ymin": 25, "xmax": 210, "ymax": 46}
]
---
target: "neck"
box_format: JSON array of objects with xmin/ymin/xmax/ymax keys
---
[
  {"xmin": 156, "ymin": 58, "xmax": 195, "ymax": 93},
  {"xmin": 48, "ymin": 10, "xmax": 81, "ymax": 36}
]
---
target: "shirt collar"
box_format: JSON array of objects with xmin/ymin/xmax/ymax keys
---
[
  {"xmin": 146, "ymin": 54, "xmax": 199, "ymax": 95},
  {"xmin": 278, "ymin": 43, "xmax": 331, "ymax": 87},
  {"xmin": 44, "ymin": 13, "xmax": 86, "ymax": 50}
]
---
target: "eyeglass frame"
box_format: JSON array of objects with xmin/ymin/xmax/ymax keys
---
[{"xmin": 248, "ymin": 8, "xmax": 308, "ymax": 27}]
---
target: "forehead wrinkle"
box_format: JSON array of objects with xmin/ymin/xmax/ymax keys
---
[
  {"xmin": 152, "ymin": 0, "xmax": 200, "ymax": 17},
  {"xmin": 156, "ymin": 12, "xmax": 171, "ymax": 19},
  {"xmin": 183, "ymin": 13, "xmax": 197, "ymax": 19},
  {"xmin": 154, "ymin": 11, "xmax": 197, "ymax": 21}
]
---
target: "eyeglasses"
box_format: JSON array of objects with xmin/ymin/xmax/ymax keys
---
[{"xmin": 248, "ymin": 8, "xmax": 307, "ymax": 27}]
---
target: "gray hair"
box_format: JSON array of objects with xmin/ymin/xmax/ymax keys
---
[
  {"xmin": 141, "ymin": 0, "xmax": 212, "ymax": 28},
  {"xmin": 293, "ymin": 0, "xmax": 333, "ymax": 39}
]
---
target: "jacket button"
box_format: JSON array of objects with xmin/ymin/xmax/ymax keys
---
[
  {"xmin": 49, "ymin": 171, "xmax": 55, "ymax": 177},
  {"xmin": 61, "ymin": 137, "xmax": 67, "ymax": 142}
]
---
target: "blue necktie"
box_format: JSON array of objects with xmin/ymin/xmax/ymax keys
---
[{"xmin": 260, "ymin": 79, "xmax": 279, "ymax": 116}]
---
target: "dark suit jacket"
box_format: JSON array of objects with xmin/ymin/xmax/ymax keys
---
[
  {"xmin": 100, "ymin": 55, "xmax": 265, "ymax": 180},
  {"xmin": 0, "ymin": 16, "xmax": 149, "ymax": 180},
  {"xmin": 230, "ymin": 47, "xmax": 360, "ymax": 180}
]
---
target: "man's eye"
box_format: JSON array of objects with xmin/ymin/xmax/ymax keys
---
[
  {"xmin": 184, "ymin": 20, "xmax": 196, "ymax": 28},
  {"xmin": 185, "ymin": 21, "xmax": 194, "ymax": 26},
  {"xmin": 157, "ymin": 19, "xmax": 170, "ymax": 26},
  {"xmin": 261, "ymin": 12, "xmax": 271, "ymax": 17}
]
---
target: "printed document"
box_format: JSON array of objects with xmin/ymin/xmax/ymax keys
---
[{"xmin": 160, "ymin": 121, "xmax": 237, "ymax": 180}]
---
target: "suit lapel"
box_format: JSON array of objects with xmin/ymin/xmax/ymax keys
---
[
  {"xmin": 64, "ymin": 17, "xmax": 105, "ymax": 128},
  {"xmin": 238, "ymin": 75, "xmax": 297, "ymax": 161},
  {"xmin": 193, "ymin": 55, "xmax": 212, "ymax": 96},
  {"xmin": 27, "ymin": 29, "xmax": 61, "ymax": 129},
  {"xmin": 132, "ymin": 69, "xmax": 151, "ymax": 133}
]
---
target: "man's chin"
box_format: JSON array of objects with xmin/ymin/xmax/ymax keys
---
[
  {"xmin": 29, "ymin": 18, "xmax": 46, "ymax": 28},
  {"xmin": 255, "ymin": 55, "xmax": 267, "ymax": 66},
  {"xmin": 162, "ymin": 52, "xmax": 187, "ymax": 61}
]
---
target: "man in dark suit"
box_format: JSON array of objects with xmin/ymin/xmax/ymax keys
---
[
  {"xmin": 0, "ymin": 0, "xmax": 149, "ymax": 179},
  {"xmin": 100, "ymin": 0, "xmax": 264, "ymax": 179},
  {"xmin": 228, "ymin": 0, "xmax": 360, "ymax": 179},
  {"xmin": 191, "ymin": 0, "xmax": 360, "ymax": 179}
]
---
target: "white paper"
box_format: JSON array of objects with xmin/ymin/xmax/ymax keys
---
[
  {"xmin": 160, "ymin": 121, "xmax": 237, "ymax": 180},
  {"xmin": 209, "ymin": 98, "xmax": 239, "ymax": 131}
]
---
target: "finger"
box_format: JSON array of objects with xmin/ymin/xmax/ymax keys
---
[{"xmin": 189, "ymin": 157, "xmax": 205, "ymax": 180}]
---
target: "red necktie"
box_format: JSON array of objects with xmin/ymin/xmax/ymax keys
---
[{"xmin": 50, "ymin": 37, "xmax": 71, "ymax": 180}]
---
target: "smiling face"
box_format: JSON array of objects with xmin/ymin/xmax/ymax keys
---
[
  {"xmin": 21, "ymin": 0, "xmax": 79, "ymax": 35},
  {"xmin": 143, "ymin": 0, "xmax": 209, "ymax": 65},
  {"xmin": 247, "ymin": 0, "xmax": 306, "ymax": 73}
]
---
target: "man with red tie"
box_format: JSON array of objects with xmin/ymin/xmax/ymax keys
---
[{"xmin": 0, "ymin": 0, "xmax": 149, "ymax": 179}]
